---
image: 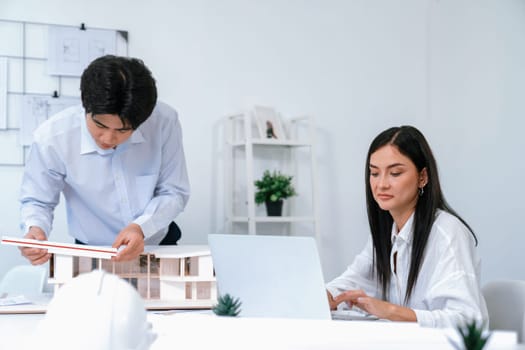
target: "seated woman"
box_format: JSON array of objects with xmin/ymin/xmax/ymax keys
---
[{"xmin": 326, "ymin": 125, "xmax": 488, "ymax": 328}]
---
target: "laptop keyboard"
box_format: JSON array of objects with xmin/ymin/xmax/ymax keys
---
[{"xmin": 331, "ymin": 309, "xmax": 379, "ymax": 321}]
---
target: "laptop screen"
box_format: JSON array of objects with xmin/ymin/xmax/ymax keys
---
[{"xmin": 208, "ymin": 234, "xmax": 331, "ymax": 320}]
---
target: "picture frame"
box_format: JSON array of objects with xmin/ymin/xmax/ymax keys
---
[{"xmin": 254, "ymin": 105, "xmax": 286, "ymax": 140}]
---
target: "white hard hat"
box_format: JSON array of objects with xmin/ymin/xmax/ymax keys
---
[{"xmin": 31, "ymin": 270, "xmax": 156, "ymax": 350}]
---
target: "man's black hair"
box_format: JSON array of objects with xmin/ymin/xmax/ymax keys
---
[{"xmin": 80, "ymin": 55, "xmax": 157, "ymax": 130}]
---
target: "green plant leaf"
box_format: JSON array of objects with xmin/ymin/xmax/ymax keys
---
[
  {"xmin": 448, "ymin": 319, "xmax": 491, "ymax": 350},
  {"xmin": 254, "ymin": 170, "xmax": 297, "ymax": 204},
  {"xmin": 212, "ymin": 293, "xmax": 242, "ymax": 317}
]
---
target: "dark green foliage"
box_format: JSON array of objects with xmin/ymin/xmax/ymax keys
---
[
  {"xmin": 212, "ymin": 293, "xmax": 242, "ymax": 317},
  {"xmin": 449, "ymin": 320, "xmax": 491, "ymax": 350},
  {"xmin": 254, "ymin": 170, "xmax": 297, "ymax": 204}
]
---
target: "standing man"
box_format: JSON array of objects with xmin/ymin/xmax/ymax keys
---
[{"xmin": 19, "ymin": 55, "xmax": 190, "ymax": 263}]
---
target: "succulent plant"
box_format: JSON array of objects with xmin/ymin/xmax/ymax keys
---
[
  {"xmin": 449, "ymin": 319, "xmax": 491, "ymax": 350},
  {"xmin": 212, "ymin": 293, "xmax": 242, "ymax": 317}
]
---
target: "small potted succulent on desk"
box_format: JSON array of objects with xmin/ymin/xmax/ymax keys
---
[
  {"xmin": 254, "ymin": 170, "xmax": 297, "ymax": 216},
  {"xmin": 449, "ymin": 320, "xmax": 491, "ymax": 350}
]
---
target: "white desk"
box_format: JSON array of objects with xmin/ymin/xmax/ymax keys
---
[{"xmin": 0, "ymin": 312, "xmax": 521, "ymax": 350}]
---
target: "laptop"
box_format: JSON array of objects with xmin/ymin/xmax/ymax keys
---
[
  {"xmin": 208, "ymin": 234, "xmax": 331, "ymax": 319},
  {"xmin": 208, "ymin": 234, "xmax": 379, "ymax": 321},
  {"xmin": 208, "ymin": 234, "xmax": 332, "ymax": 320}
]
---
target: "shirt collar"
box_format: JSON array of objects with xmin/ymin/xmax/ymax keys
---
[
  {"xmin": 391, "ymin": 212, "xmax": 415, "ymax": 245},
  {"xmin": 80, "ymin": 115, "xmax": 145, "ymax": 155}
]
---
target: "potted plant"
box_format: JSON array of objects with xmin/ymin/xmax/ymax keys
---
[
  {"xmin": 254, "ymin": 170, "xmax": 297, "ymax": 216},
  {"xmin": 449, "ymin": 320, "xmax": 491, "ymax": 350}
]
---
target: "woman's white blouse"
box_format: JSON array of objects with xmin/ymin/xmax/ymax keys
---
[{"xmin": 326, "ymin": 210, "xmax": 488, "ymax": 328}]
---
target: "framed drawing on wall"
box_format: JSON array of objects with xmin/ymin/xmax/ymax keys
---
[{"xmin": 254, "ymin": 105, "xmax": 286, "ymax": 140}]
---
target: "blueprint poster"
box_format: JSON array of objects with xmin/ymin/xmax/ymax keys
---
[{"xmin": 48, "ymin": 26, "xmax": 117, "ymax": 77}]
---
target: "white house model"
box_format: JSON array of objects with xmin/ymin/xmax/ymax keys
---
[{"xmin": 48, "ymin": 245, "xmax": 217, "ymax": 309}]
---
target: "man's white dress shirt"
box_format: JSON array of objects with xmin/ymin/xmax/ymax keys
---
[
  {"xmin": 326, "ymin": 210, "xmax": 488, "ymax": 328},
  {"xmin": 20, "ymin": 102, "xmax": 190, "ymax": 245}
]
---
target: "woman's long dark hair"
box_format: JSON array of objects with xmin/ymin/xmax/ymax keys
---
[{"xmin": 365, "ymin": 126, "xmax": 476, "ymax": 303}]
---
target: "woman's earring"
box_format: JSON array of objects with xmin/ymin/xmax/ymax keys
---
[{"xmin": 419, "ymin": 187, "xmax": 424, "ymax": 197}]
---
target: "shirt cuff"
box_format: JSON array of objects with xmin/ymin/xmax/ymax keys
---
[
  {"xmin": 23, "ymin": 221, "xmax": 50, "ymax": 237},
  {"xmin": 413, "ymin": 309, "xmax": 433, "ymax": 327},
  {"xmin": 133, "ymin": 217, "xmax": 157, "ymax": 239}
]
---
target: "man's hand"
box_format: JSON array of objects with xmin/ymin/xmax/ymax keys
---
[
  {"xmin": 112, "ymin": 223, "xmax": 145, "ymax": 262},
  {"xmin": 20, "ymin": 226, "xmax": 51, "ymax": 265}
]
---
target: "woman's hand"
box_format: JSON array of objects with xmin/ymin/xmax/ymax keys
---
[
  {"xmin": 327, "ymin": 291, "xmax": 338, "ymax": 310},
  {"xmin": 333, "ymin": 289, "xmax": 367, "ymax": 310},
  {"xmin": 333, "ymin": 289, "xmax": 417, "ymax": 322}
]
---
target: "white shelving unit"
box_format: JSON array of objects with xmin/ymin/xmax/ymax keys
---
[{"xmin": 223, "ymin": 108, "xmax": 320, "ymax": 242}]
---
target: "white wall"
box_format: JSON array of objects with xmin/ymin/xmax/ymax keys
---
[
  {"xmin": 427, "ymin": 0, "xmax": 525, "ymax": 282},
  {"xmin": 1, "ymin": 0, "xmax": 524, "ymax": 284}
]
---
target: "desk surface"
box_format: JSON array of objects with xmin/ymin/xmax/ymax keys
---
[
  {"xmin": 0, "ymin": 312, "xmax": 521, "ymax": 350},
  {"xmin": 0, "ymin": 294, "xmax": 212, "ymax": 314}
]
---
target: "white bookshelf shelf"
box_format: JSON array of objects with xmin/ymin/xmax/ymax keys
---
[
  {"xmin": 230, "ymin": 216, "xmax": 316, "ymax": 223},
  {"xmin": 229, "ymin": 139, "xmax": 312, "ymax": 147},
  {"xmin": 223, "ymin": 107, "xmax": 320, "ymax": 242}
]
